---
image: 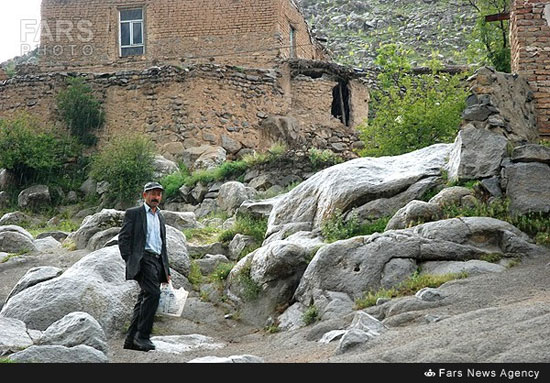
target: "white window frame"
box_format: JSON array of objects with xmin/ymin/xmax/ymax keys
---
[{"xmin": 119, "ymin": 8, "xmax": 145, "ymax": 57}]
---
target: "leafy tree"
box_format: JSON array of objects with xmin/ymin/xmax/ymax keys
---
[
  {"xmin": 57, "ymin": 77, "xmax": 105, "ymax": 146},
  {"xmin": 464, "ymin": 0, "xmax": 511, "ymax": 72},
  {"xmin": 0, "ymin": 112, "xmax": 80, "ymax": 186},
  {"xmin": 90, "ymin": 134, "xmax": 155, "ymax": 205},
  {"xmin": 358, "ymin": 43, "xmax": 468, "ymax": 157}
]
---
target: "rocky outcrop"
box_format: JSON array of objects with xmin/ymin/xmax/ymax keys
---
[
  {"xmin": 8, "ymin": 344, "xmax": 108, "ymax": 363},
  {"xmin": 5, "ymin": 266, "xmax": 62, "ymax": 303},
  {"xmin": 17, "ymin": 185, "xmax": 51, "ymax": 210},
  {"xmin": 292, "ymin": 217, "xmax": 545, "ymax": 320},
  {"xmin": 0, "ymin": 246, "xmax": 138, "ymax": 335},
  {"xmin": 0, "ymin": 225, "xmax": 36, "ymax": 253},
  {"xmin": 266, "ymin": 143, "xmax": 452, "ymax": 239}
]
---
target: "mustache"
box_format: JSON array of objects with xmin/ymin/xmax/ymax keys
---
[{"xmin": 151, "ymin": 199, "xmax": 160, "ymax": 203}]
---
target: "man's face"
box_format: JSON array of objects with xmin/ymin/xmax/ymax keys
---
[{"xmin": 143, "ymin": 189, "xmax": 163, "ymax": 209}]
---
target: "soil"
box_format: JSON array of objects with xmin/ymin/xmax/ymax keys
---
[{"xmin": 1, "ymin": 245, "xmax": 550, "ymax": 363}]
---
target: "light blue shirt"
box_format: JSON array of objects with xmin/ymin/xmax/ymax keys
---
[{"xmin": 144, "ymin": 203, "xmax": 162, "ymax": 255}]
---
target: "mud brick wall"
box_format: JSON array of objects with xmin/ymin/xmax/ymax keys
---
[
  {"xmin": 39, "ymin": 0, "xmax": 323, "ymax": 72},
  {"xmin": 0, "ymin": 63, "xmax": 366, "ymax": 160},
  {"xmin": 510, "ymin": 0, "xmax": 550, "ymax": 137}
]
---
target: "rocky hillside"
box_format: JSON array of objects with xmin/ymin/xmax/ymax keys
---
[{"xmin": 297, "ymin": 0, "xmax": 479, "ymax": 68}]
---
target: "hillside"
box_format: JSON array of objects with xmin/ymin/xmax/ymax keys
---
[{"xmin": 297, "ymin": 0, "xmax": 480, "ymax": 68}]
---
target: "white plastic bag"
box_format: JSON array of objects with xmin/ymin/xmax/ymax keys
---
[{"xmin": 156, "ymin": 281, "xmax": 188, "ymax": 317}]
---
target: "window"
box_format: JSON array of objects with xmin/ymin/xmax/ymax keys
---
[
  {"xmin": 289, "ymin": 25, "xmax": 296, "ymax": 58},
  {"xmin": 119, "ymin": 8, "xmax": 144, "ymax": 57}
]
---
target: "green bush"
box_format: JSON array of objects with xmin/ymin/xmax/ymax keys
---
[
  {"xmin": 358, "ymin": 44, "xmax": 468, "ymax": 157},
  {"xmin": 57, "ymin": 77, "xmax": 105, "ymax": 146},
  {"xmin": 89, "ymin": 134, "xmax": 155, "ymax": 205},
  {"xmin": 0, "ymin": 113, "xmax": 81, "ymax": 187}
]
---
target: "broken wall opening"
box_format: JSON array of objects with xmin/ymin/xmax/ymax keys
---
[{"xmin": 331, "ymin": 80, "xmax": 350, "ymax": 126}]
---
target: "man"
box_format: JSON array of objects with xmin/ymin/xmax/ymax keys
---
[{"xmin": 118, "ymin": 181, "xmax": 171, "ymax": 351}]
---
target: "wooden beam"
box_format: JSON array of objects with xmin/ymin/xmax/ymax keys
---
[{"xmin": 485, "ymin": 12, "xmax": 510, "ymax": 22}]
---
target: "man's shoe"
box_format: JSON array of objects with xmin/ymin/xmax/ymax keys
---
[
  {"xmin": 123, "ymin": 337, "xmax": 140, "ymax": 350},
  {"xmin": 133, "ymin": 335, "xmax": 155, "ymax": 351}
]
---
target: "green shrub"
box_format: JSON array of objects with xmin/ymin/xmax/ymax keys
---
[
  {"xmin": 89, "ymin": 134, "xmax": 155, "ymax": 205},
  {"xmin": 57, "ymin": 77, "xmax": 105, "ymax": 146},
  {"xmin": 358, "ymin": 44, "xmax": 468, "ymax": 157},
  {"xmin": 0, "ymin": 113, "xmax": 81, "ymax": 187},
  {"xmin": 208, "ymin": 262, "xmax": 235, "ymax": 283}
]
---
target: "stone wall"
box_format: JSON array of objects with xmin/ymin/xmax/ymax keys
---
[
  {"xmin": 510, "ymin": 0, "xmax": 550, "ymax": 137},
  {"xmin": 39, "ymin": 0, "xmax": 326, "ymax": 72},
  {"xmin": 0, "ymin": 62, "xmax": 366, "ymax": 161}
]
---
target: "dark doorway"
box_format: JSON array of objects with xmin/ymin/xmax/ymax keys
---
[{"xmin": 331, "ymin": 80, "xmax": 350, "ymax": 126}]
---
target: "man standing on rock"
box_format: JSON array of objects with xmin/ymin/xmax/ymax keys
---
[{"xmin": 118, "ymin": 182, "xmax": 171, "ymax": 352}]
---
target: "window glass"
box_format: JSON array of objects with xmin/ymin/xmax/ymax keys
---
[
  {"xmin": 133, "ymin": 22, "xmax": 143, "ymax": 45},
  {"xmin": 121, "ymin": 46, "xmax": 144, "ymax": 57},
  {"xmin": 120, "ymin": 22, "xmax": 131, "ymax": 46},
  {"xmin": 120, "ymin": 9, "xmax": 142, "ymax": 21}
]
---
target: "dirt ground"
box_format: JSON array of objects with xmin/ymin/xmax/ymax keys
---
[{"xmin": 2, "ymin": 245, "xmax": 550, "ymax": 363}]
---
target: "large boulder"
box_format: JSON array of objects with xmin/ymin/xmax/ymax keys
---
[
  {"xmin": 165, "ymin": 225, "xmax": 191, "ymax": 277},
  {"xmin": 226, "ymin": 240, "xmax": 309, "ymax": 326},
  {"xmin": 502, "ymin": 161, "xmax": 550, "ymax": 216},
  {"xmin": 37, "ymin": 311, "xmax": 107, "ymax": 353},
  {"xmin": 266, "ymin": 143, "xmax": 452, "ymax": 240},
  {"xmin": 0, "ymin": 317, "xmax": 33, "ymax": 355},
  {"xmin": 293, "ymin": 217, "xmax": 546, "ymax": 313},
  {"xmin": 8, "ymin": 344, "xmax": 108, "ymax": 363},
  {"xmin": 385, "ymin": 200, "xmax": 442, "ymax": 230},
  {"xmin": 258, "ymin": 115, "xmax": 305, "ymax": 148},
  {"xmin": 0, "ymin": 246, "xmax": 138, "ymax": 336},
  {"xmin": 17, "ymin": 185, "xmax": 51, "ymax": 210},
  {"xmin": 447, "ymin": 124, "xmax": 508, "ymax": 182},
  {"xmin": 183, "ymin": 145, "xmax": 226, "ymax": 171},
  {"xmin": 153, "ymin": 154, "xmax": 179, "ymax": 179},
  {"xmin": 0, "ymin": 225, "xmax": 36, "ymax": 253},
  {"xmin": 66, "ymin": 209, "xmax": 125, "ymax": 249},
  {"xmin": 217, "ymin": 181, "xmax": 257, "ymax": 215},
  {"xmin": 5, "ymin": 266, "xmax": 63, "ymax": 303},
  {"xmin": 162, "ymin": 211, "xmax": 200, "ymax": 231}
]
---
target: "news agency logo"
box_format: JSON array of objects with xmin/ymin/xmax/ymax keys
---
[{"xmin": 424, "ymin": 369, "xmax": 436, "ymax": 378}]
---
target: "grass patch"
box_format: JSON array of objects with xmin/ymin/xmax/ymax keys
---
[
  {"xmin": 321, "ymin": 210, "xmax": 390, "ymax": 243},
  {"xmin": 183, "ymin": 225, "xmax": 224, "ymax": 245},
  {"xmin": 354, "ymin": 271, "xmax": 468, "ymax": 310},
  {"xmin": 207, "ymin": 262, "xmax": 235, "ymax": 285},
  {"xmin": 187, "ymin": 261, "xmax": 203, "ymax": 290},
  {"xmin": 218, "ymin": 213, "xmax": 267, "ymax": 244},
  {"xmin": 479, "ymin": 253, "xmax": 503, "ymax": 263}
]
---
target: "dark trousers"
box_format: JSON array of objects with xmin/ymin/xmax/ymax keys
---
[{"xmin": 126, "ymin": 254, "xmax": 162, "ymax": 340}]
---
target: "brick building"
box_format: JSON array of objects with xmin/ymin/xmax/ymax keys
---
[
  {"xmin": 0, "ymin": 1, "xmax": 369, "ymax": 160},
  {"xmin": 510, "ymin": 0, "xmax": 550, "ymax": 138},
  {"xmin": 39, "ymin": 0, "xmax": 328, "ymax": 72}
]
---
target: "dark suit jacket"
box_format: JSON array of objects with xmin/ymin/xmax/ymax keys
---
[{"xmin": 118, "ymin": 205, "xmax": 170, "ymax": 283}]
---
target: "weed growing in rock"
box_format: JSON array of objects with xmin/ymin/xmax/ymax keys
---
[
  {"xmin": 302, "ymin": 304, "xmax": 319, "ymax": 326},
  {"xmin": 187, "ymin": 261, "xmax": 203, "ymax": 290},
  {"xmin": 237, "ymin": 260, "xmax": 261, "ymax": 301},
  {"xmin": 308, "ymin": 148, "xmax": 344, "ymax": 169}
]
